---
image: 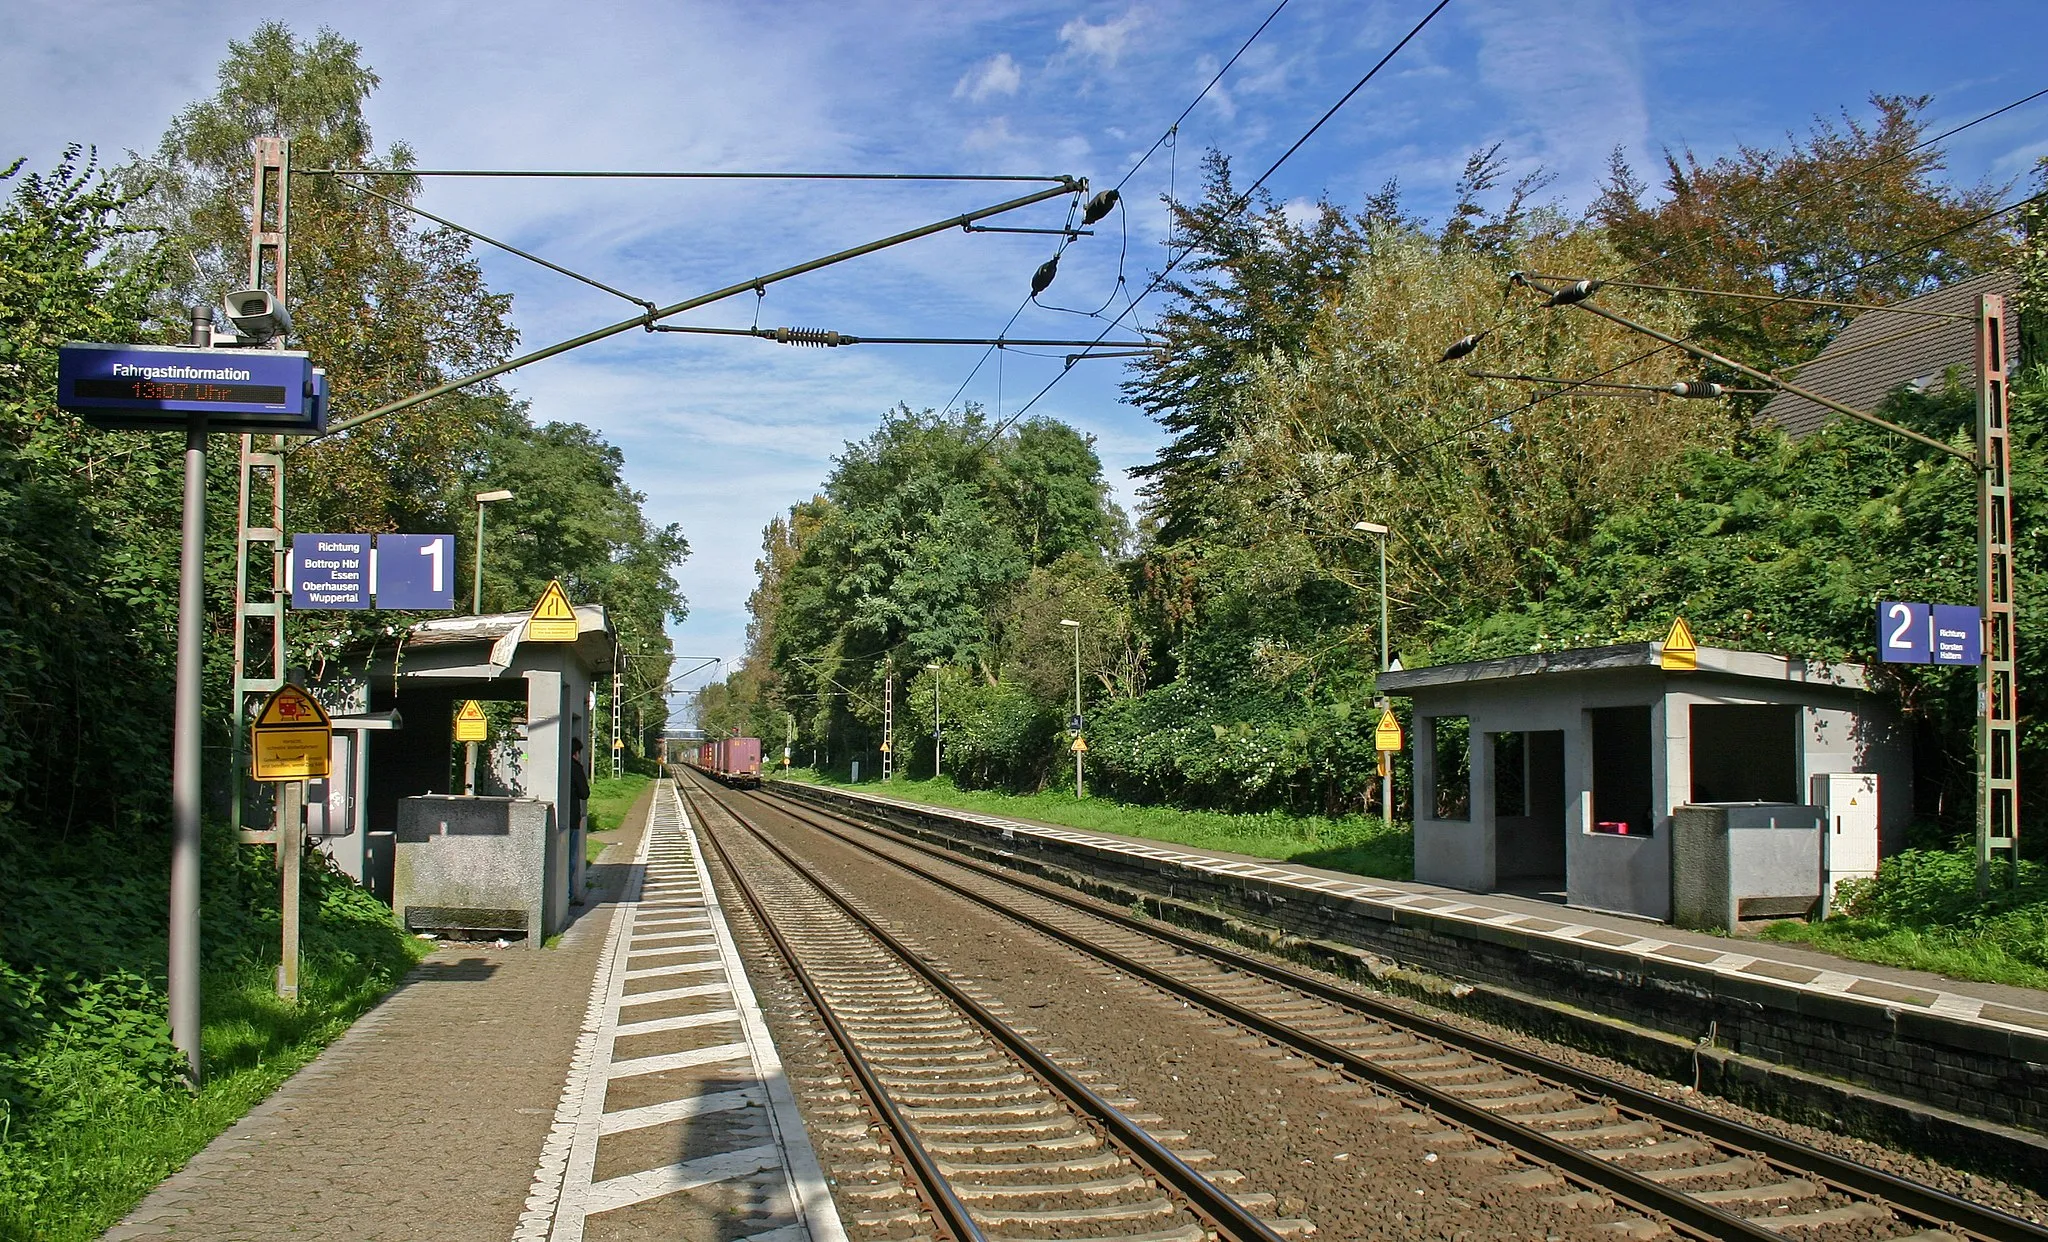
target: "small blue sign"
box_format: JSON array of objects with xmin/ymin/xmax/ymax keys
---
[
  {"xmin": 58, "ymin": 343, "xmax": 321, "ymax": 434},
  {"xmin": 375, "ymin": 534, "xmax": 455, "ymax": 610},
  {"xmin": 291, "ymin": 535, "xmax": 371, "ymax": 609},
  {"xmin": 1930, "ymin": 604, "xmax": 1984, "ymax": 666},
  {"xmin": 1878, "ymin": 601, "xmax": 1930, "ymax": 663}
]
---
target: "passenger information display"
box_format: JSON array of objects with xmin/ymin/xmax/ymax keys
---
[{"xmin": 58, "ymin": 343, "xmax": 325, "ymax": 434}]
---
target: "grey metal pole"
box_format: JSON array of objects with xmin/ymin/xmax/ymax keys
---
[
  {"xmin": 473, "ymin": 500, "xmax": 486, "ymax": 613},
  {"xmin": 1072, "ymin": 624, "xmax": 1084, "ymax": 800},
  {"xmin": 1379, "ymin": 531, "xmax": 1392, "ymax": 827},
  {"xmin": 169, "ymin": 305, "xmax": 211, "ymax": 1085}
]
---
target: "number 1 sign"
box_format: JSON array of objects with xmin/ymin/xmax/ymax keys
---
[{"xmin": 375, "ymin": 534, "xmax": 455, "ymax": 610}]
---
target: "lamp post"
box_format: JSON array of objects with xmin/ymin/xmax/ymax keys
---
[
  {"xmin": 1352, "ymin": 522, "xmax": 1393, "ymax": 823},
  {"xmin": 1060, "ymin": 619, "xmax": 1083, "ymax": 798},
  {"xmin": 473, "ymin": 489, "xmax": 514, "ymax": 614},
  {"xmin": 466, "ymin": 488, "xmax": 513, "ymax": 795},
  {"xmin": 926, "ymin": 662, "xmax": 943, "ymax": 780}
]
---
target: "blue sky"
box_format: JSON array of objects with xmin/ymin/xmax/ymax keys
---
[{"xmin": 5, "ymin": 1, "xmax": 2046, "ymax": 722}]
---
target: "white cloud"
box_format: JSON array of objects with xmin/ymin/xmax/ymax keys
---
[
  {"xmin": 954, "ymin": 52, "xmax": 1022, "ymax": 102},
  {"xmin": 1059, "ymin": 9, "xmax": 1143, "ymax": 69}
]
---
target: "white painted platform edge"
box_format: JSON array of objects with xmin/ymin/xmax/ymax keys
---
[{"xmin": 681, "ymin": 797, "xmax": 852, "ymax": 1242}]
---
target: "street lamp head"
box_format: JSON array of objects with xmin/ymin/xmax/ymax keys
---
[
  {"xmin": 1059, "ymin": 619, "xmax": 1080, "ymax": 628},
  {"xmin": 925, "ymin": 662, "xmax": 941, "ymax": 671},
  {"xmin": 476, "ymin": 489, "xmax": 514, "ymax": 504},
  {"xmin": 1352, "ymin": 522, "xmax": 1388, "ymax": 535}
]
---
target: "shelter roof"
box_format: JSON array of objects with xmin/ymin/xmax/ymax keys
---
[
  {"xmin": 1378, "ymin": 642, "xmax": 1870, "ymax": 695},
  {"xmin": 1759, "ymin": 270, "xmax": 2017, "ymax": 437}
]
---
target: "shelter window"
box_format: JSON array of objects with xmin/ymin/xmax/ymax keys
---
[
  {"xmin": 1589, "ymin": 706, "xmax": 1653, "ymax": 835},
  {"xmin": 1431, "ymin": 716, "xmax": 1471, "ymax": 820},
  {"xmin": 1689, "ymin": 704, "xmax": 1799, "ymax": 803}
]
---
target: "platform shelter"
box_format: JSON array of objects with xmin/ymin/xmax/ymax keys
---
[
  {"xmin": 311, "ymin": 605, "xmax": 615, "ymax": 938},
  {"xmin": 1378, "ymin": 642, "xmax": 1911, "ymax": 922}
]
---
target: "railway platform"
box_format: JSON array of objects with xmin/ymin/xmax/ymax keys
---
[
  {"xmin": 102, "ymin": 781, "xmax": 845, "ymax": 1242},
  {"xmin": 766, "ymin": 780, "xmax": 2048, "ymax": 1167}
]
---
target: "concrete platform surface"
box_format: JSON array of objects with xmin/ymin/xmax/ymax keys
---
[{"xmin": 103, "ymin": 780, "xmax": 841, "ymax": 1242}]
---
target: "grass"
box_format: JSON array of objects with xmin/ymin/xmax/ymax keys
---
[
  {"xmin": 781, "ymin": 769, "xmax": 1412, "ymax": 880},
  {"xmin": 0, "ymin": 951, "xmax": 426, "ymax": 1242},
  {"xmin": 587, "ymin": 772, "xmax": 653, "ymax": 833},
  {"xmin": 0, "ymin": 829, "xmax": 427, "ymax": 1241},
  {"xmin": 1751, "ymin": 847, "xmax": 2048, "ymax": 991}
]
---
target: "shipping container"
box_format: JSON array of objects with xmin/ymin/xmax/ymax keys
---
[{"xmin": 717, "ymin": 737, "xmax": 763, "ymax": 788}]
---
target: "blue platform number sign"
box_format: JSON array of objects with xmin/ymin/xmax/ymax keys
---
[
  {"xmin": 1930, "ymin": 604, "xmax": 1983, "ymax": 666},
  {"xmin": 291, "ymin": 534, "xmax": 371, "ymax": 609},
  {"xmin": 1878, "ymin": 600, "xmax": 1981, "ymax": 666},
  {"xmin": 1878, "ymin": 601, "xmax": 1930, "ymax": 663},
  {"xmin": 375, "ymin": 534, "xmax": 455, "ymax": 610}
]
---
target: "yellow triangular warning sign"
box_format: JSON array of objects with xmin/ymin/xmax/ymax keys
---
[
  {"xmin": 255, "ymin": 684, "xmax": 331, "ymax": 729},
  {"xmin": 612, "ymin": 737, "xmax": 624, "ymax": 750},
  {"xmin": 1660, "ymin": 616, "xmax": 1698, "ymax": 671},
  {"xmin": 1071, "ymin": 736, "xmax": 1089, "ymax": 753},
  {"xmin": 251, "ymin": 684, "xmax": 331, "ymax": 780},
  {"xmin": 880, "ymin": 739, "xmax": 891, "ymax": 754},
  {"xmin": 454, "ymin": 699, "xmax": 487, "ymax": 742},
  {"xmin": 526, "ymin": 579, "xmax": 579, "ymax": 642},
  {"xmin": 1374, "ymin": 709, "xmax": 1403, "ymax": 752},
  {"xmin": 457, "ymin": 700, "xmax": 485, "ymax": 722}
]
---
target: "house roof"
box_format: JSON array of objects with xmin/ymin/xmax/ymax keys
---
[
  {"xmin": 1378, "ymin": 642, "xmax": 1870, "ymax": 695},
  {"xmin": 1759, "ymin": 270, "xmax": 2018, "ymax": 437}
]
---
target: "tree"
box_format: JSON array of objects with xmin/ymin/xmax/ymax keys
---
[
  {"xmin": 0, "ymin": 149, "xmax": 178, "ymax": 834},
  {"xmin": 465, "ymin": 419, "xmax": 689, "ymax": 742},
  {"xmin": 1593, "ymin": 94, "xmax": 2014, "ymax": 373},
  {"xmin": 1124, "ymin": 151, "xmax": 1365, "ymax": 543},
  {"xmin": 123, "ymin": 21, "xmax": 521, "ymax": 537}
]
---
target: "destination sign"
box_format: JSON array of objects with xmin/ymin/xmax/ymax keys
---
[{"xmin": 58, "ymin": 342, "xmax": 323, "ymax": 434}]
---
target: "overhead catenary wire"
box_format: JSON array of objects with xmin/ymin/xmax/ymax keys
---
[
  {"xmin": 1446, "ymin": 84, "xmax": 2048, "ymax": 369},
  {"xmin": 938, "ymin": 0, "xmax": 1292, "ymax": 415},
  {"xmin": 306, "ymin": 178, "xmax": 1082, "ymax": 440},
  {"xmin": 331, "ymin": 173, "xmax": 657, "ymax": 313},
  {"xmin": 971, "ymin": 0, "xmax": 1456, "ymax": 449},
  {"xmin": 1296, "ymin": 184, "xmax": 2048, "ymax": 503}
]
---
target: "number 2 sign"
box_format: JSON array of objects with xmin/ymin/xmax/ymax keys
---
[{"xmin": 1880, "ymin": 600, "xmax": 1931, "ymax": 663}]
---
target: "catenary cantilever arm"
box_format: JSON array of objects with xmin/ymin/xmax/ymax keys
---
[
  {"xmin": 310, "ymin": 178, "xmax": 1083, "ymax": 441},
  {"xmin": 1517, "ymin": 274, "xmax": 1973, "ymax": 464}
]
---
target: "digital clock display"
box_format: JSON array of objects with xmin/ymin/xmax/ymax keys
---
[{"xmin": 72, "ymin": 378, "xmax": 288, "ymax": 406}]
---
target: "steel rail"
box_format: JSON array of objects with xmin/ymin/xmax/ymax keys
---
[
  {"xmin": 683, "ymin": 774, "xmax": 1290, "ymax": 1242},
  {"xmin": 675, "ymin": 781, "xmax": 986, "ymax": 1242},
  {"xmin": 756, "ymin": 783, "xmax": 2048, "ymax": 1242}
]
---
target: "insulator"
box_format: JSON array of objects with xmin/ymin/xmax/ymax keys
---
[
  {"xmin": 1545, "ymin": 278, "xmax": 1603, "ymax": 307},
  {"xmin": 1081, "ymin": 188, "xmax": 1120, "ymax": 225},
  {"xmin": 772, "ymin": 326, "xmax": 844, "ymax": 347},
  {"xmin": 1439, "ymin": 333, "xmax": 1485, "ymax": 363},
  {"xmin": 1670, "ymin": 381, "xmax": 1725, "ymax": 399},
  {"xmin": 1031, "ymin": 254, "xmax": 1060, "ymax": 296}
]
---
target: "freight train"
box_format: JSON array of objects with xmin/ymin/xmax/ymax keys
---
[{"xmin": 691, "ymin": 737, "xmax": 763, "ymax": 789}]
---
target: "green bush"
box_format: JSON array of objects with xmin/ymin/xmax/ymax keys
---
[{"xmin": 1759, "ymin": 845, "xmax": 2048, "ymax": 987}]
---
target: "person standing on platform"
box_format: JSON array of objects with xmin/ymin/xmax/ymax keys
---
[{"xmin": 569, "ymin": 736, "xmax": 591, "ymax": 906}]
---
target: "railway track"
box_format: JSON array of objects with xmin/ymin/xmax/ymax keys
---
[
  {"xmin": 710, "ymin": 774, "xmax": 2048, "ymax": 1242},
  {"xmin": 676, "ymin": 777, "xmax": 1313, "ymax": 1242}
]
